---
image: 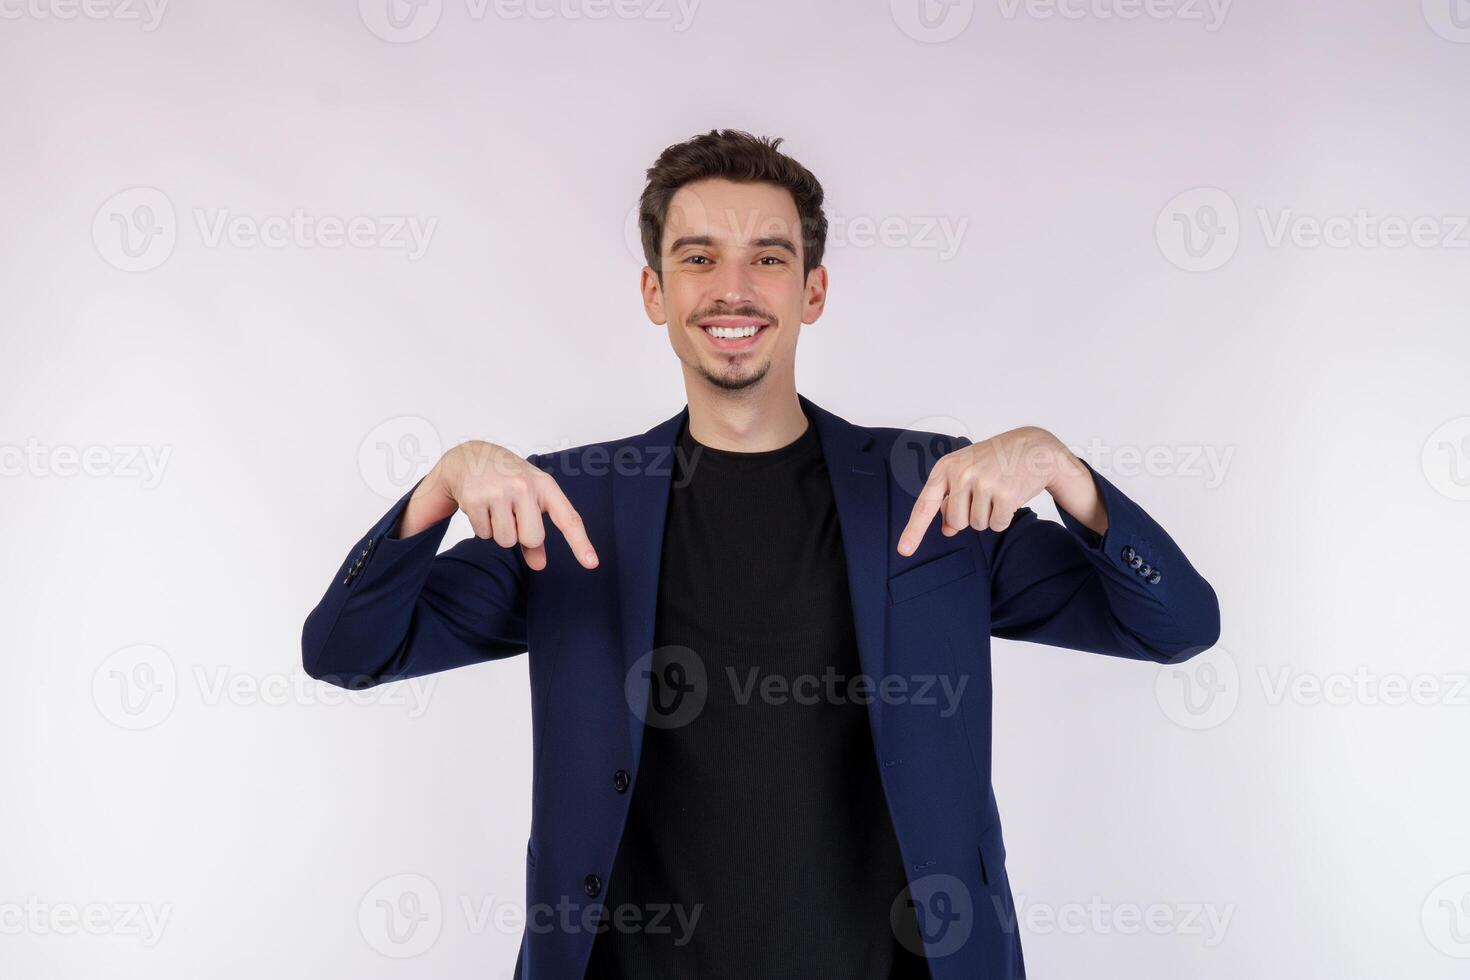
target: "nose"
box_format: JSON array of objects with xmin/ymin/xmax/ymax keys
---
[{"xmin": 709, "ymin": 256, "xmax": 757, "ymax": 309}]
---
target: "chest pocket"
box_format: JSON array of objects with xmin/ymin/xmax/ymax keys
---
[{"xmin": 887, "ymin": 547, "xmax": 977, "ymax": 604}]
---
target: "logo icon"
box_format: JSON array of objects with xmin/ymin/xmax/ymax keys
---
[
  {"xmin": 359, "ymin": 0, "xmax": 443, "ymax": 43},
  {"xmin": 359, "ymin": 416, "xmax": 443, "ymax": 500},
  {"xmin": 624, "ymin": 200, "xmax": 650, "ymax": 267},
  {"xmin": 889, "ymin": 415, "xmax": 973, "ymax": 499},
  {"xmin": 1423, "ymin": 873, "xmax": 1470, "ymax": 957},
  {"xmin": 93, "ymin": 644, "xmax": 178, "ymax": 730},
  {"xmin": 891, "ymin": 0, "xmax": 975, "ymax": 42},
  {"xmin": 1422, "ymin": 416, "xmax": 1470, "ymax": 501},
  {"xmin": 1154, "ymin": 645, "xmax": 1239, "ymax": 730},
  {"xmin": 93, "ymin": 187, "xmax": 177, "ymax": 272},
  {"xmin": 1423, "ymin": 0, "xmax": 1470, "ymax": 42},
  {"xmin": 625, "ymin": 645, "xmax": 708, "ymax": 729},
  {"xmin": 359, "ymin": 873, "xmax": 442, "ymax": 957},
  {"xmin": 1156, "ymin": 187, "xmax": 1239, "ymax": 272},
  {"xmin": 893, "ymin": 873, "xmax": 974, "ymax": 957}
]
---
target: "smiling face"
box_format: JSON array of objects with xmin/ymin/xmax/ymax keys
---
[{"xmin": 641, "ymin": 178, "xmax": 828, "ymax": 394}]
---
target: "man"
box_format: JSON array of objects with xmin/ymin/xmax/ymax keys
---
[{"xmin": 302, "ymin": 129, "xmax": 1221, "ymax": 979}]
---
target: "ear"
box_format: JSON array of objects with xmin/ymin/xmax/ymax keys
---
[
  {"xmin": 801, "ymin": 265, "xmax": 829, "ymax": 325},
  {"xmin": 640, "ymin": 266, "xmax": 667, "ymax": 325}
]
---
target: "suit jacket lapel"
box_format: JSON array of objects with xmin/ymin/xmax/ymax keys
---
[
  {"xmin": 800, "ymin": 393, "xmax": 891, "ymax": 744},
  {"xmin": 612, "ymin": 404, "xmax": 685, "ymax": 767}
]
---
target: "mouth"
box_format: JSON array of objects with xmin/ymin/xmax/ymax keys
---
[{"xmin": 698, "ymin": 316, "xmax": 771, "ymax": 352}]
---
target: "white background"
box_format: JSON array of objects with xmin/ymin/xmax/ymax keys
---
[{"xmin": 3, "ymin": 1, "xmax": 1469, "ymax": 977}]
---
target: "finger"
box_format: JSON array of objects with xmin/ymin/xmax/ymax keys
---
[
  {"xmin": 970, "ymin": 489, "xmax": 992, "ymax": 533},
  {"xmin": 512, "ymin": 484, "xmax": 546, "ymax": 549},
  {"xmin": 943, "ymin": 481, "xmax": 972, "ymax": 537},
  {"xmin": 489, "ymin": 494, "xmax": 519, "ymax": 549},
  {"xmin": 462, "ymin": 498, "xmax": 493, "ymax": 540},
  {"xmin": 989, "ymin": 496, "xmax": 1015, "ymax": 533},
  {"xmin": 513, "ymin": 488, "xmax": 549, "ymax": 571},
  {"xmin": 898, "ymin": 471, "xmax": 949, "ymax": 556},
  {"xmin": 542, "ymin": 482, "xmax": 599, "ymax": 569}
]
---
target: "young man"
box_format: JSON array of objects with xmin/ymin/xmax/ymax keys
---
[{"xmin": 303, "ymin": 130, "xmax": 1221, "ymax": 980}]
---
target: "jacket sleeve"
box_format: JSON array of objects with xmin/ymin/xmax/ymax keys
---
[
  {"xmin": 301, "ymin": 468, "xmax": 532, "ymax": 689},
  {"xmin": 979, "ymin": 454, "xmax": 1221, "ymax": 666}
]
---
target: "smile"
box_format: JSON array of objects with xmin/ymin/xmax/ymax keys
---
[{"xmin": 698, "ymin": 317, "xmax": 770, "ymax": 351}]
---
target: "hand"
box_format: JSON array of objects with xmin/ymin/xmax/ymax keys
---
[
  {"xmin": 897, "ymin": 426, "xmax": 1094, "ymax": 556},
  {"xmin": 400, "ymin": 441, "xmax": 599, "ymax": 572}
]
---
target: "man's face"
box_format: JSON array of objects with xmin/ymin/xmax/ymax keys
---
[{"xmin": 641, "ymin": 178, "xmax": 827, "ymax": 393}]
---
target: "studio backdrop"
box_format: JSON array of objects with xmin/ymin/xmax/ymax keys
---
[{"xmin": 2, "ymin": 1, "xmax": 1468, "ymax": 977}]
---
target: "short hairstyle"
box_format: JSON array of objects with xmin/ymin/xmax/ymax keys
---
[{"xmin": 637, "ymin": 129, "xmax": 828, "ymax": 282}]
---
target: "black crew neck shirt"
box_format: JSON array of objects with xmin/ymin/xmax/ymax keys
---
[{"xmin": 585, "ymin": 411, "xmax": 930, "ymax": 979}]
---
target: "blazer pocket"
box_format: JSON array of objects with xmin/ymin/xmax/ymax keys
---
[{"xmin": 888, "ymin": 548, "xmax": 977, "ymax": 604}]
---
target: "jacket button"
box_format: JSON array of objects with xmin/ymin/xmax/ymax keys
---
[
  {"xmin": 613, "ymin": 769, "xmax": 630, "ymax": 793},
  {"xmin": 1147, "ymin": 571, "xmax": 1162, "ymax": 585},
  {"xmin": 1138, "ymin": 562, "xmax": 1152, "ymax": 577},
  {"xmin": 1121, "ymin": 545, "xmax": 1136, "ymax": 563},
  {"xmin": 583, "ymin": 874, "xmax": 602, "ymax": 898}
]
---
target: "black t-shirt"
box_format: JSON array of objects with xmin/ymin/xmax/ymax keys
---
[{"xmin": 585, "ymin": 410, "xmax": 930, "ymax": 978}]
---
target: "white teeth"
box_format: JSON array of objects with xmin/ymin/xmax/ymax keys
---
[{"xmin": 705, "ymin": 325, "xmax": 760, "ymax": 339}]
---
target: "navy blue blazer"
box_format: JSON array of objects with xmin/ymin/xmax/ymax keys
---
[{"xmin": 303, "ymin": 393, "xmax": 1221, "ymax": 979}]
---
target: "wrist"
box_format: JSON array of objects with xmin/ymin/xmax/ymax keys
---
[
  {"xmin": 399, "ymin": 466, "xmax": 456, "ymax": 538},
  {"xmin": 1038, "ymin": 433, "xmax": 1083, "ymax": 494}
]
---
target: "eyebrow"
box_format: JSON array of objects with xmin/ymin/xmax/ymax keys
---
[{"xmin": 667, "ymin": 234, "xmax": 799, "ymax": 257}]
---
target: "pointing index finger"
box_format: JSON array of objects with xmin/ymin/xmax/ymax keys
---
[
  {"xmin": 542, "ymin": 481, "xmax": 600, "ymax": 569},
  {"xmin": 897, "ymin": 468, "xmax": 949, "ymax": 556}
]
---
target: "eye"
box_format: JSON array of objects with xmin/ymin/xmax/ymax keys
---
[
  {"xmin": 683, "ymin": 255, "xmax": 711, "ymax": 265},
  {"xmin": 757, "ymin": 256, "xmax": 786, "ymax": 265}
]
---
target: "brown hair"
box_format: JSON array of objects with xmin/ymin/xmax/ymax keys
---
[{"xmin": 637, "ymin": 129, "xmax": 828, "ymax": 282}]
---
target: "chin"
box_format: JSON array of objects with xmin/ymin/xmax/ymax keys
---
[{"xmin": 701, "ymin": 361, "xmax": 770, "ymax": 392}]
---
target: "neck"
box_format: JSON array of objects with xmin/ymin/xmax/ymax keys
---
[{"xmin": 683, "ymin": 374, "xmax": 807, "ymax": 452}]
